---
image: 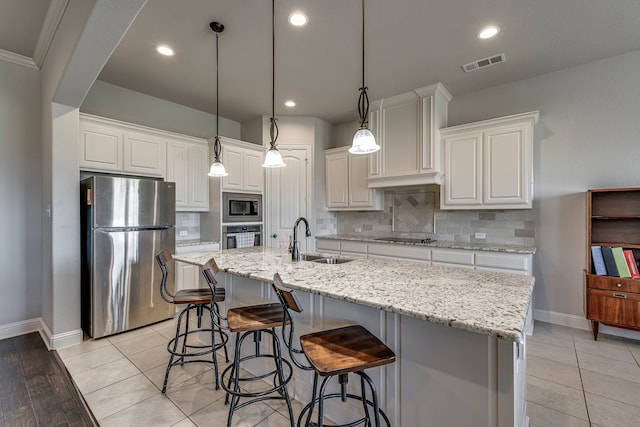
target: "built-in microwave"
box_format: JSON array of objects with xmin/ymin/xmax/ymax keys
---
[{"xmin": 222, "ymin": 192, "xmax": 262, "ymax": 223}]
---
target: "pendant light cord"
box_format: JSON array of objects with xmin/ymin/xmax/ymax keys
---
[
  {"xmin": 269, "ymin": 0, "xmax": 279, "ymax": 148},
  {"xmin": 214, "ymin": 30, "xmax": 222, "ymax": 160},
  {"xmin": 357, "ymin": 0, "xmax": 370, "ymax": 129}
]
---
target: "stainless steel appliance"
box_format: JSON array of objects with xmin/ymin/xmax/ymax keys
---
[
  {"xmin": 80, "ymin": 176, "xmax": 176, "ymax": 338},
  {"xmin": 223, "ymin": 224, "xmax": 262, "ymax": 249},
  {"xmin": 222, "ymin": 192, "xmax": 262, "ymax": 223}
]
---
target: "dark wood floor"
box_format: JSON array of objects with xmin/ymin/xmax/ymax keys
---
[{"xmin": 0, "ymin": 332, "xmax": 96, "ymax": 427}]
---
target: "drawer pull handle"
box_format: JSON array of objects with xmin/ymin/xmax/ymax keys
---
[
  {"xmin": 613, "ymin": 293, "xmax": 626, "ymax": 299},
  {"xmin": 616, "ymin": 283, "xmax": 623, "ymax": 288}
]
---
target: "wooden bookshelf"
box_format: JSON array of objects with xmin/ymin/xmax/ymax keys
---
[{"xmin": 586, "ymin": 188, "xmax": 640, "ymax": 339}]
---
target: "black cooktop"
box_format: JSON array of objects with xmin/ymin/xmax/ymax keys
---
[{"xmin": 374, "ymin": 237, "xmax": 436, "ymax": 244}]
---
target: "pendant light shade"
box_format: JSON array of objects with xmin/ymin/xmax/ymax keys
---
[
  {"xmin": 349, "ymin": 0, "xmax": 380, "ymax": 155},
  {"xmin": 208, "ymin": 21, "xmax": 229, "ymax": 177},
  {"xmin": 262, "ymin": 0, "xmax": 286, "ymax": 168}
]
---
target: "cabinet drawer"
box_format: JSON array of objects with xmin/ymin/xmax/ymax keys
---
[
  {"xmin": 431, "ymin": 249, "xmax": 474, "ymax": 266},
  {"xmin": 341, "ymin": 241, "xmax": 367, "ymax": 254},
  {"xmin": 368, "ymin": 243, "xmax": 431, "ymax": 262},
  {"xmin": 475, "ymin": 252, "xmax": 530, "ymax": 273},
  {"xmin": 587, "ymin": 289, "xmax": 640, "ymax": 328},
  {"xmin": 586, "ymin": 274, "xmax": 640, "ymax": 294},
  {"xmin": 316, "ymin": 239, "xmax": 340, "ymax": 253}
]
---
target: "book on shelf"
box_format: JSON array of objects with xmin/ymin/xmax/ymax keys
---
[
  {"xmin": 623, "ymin": 249, "xmax": 640, "ymax": 279},
  {"xmin": 600, "ymin": 246, "xmax": 619, "ymax": 277},
  {"xmin": 591, "ymin": 246, "xmax": 607, "ymax": 275},
  {"xmin": 611, "ymin": 247, "xmax": 631, "ymax": 278}
]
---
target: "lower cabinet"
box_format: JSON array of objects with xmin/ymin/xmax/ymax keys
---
[
  {"xmin": 175, "ymin": 262, "xmax": 202, "ymax": 292},
  {"xmin": 586, "ymin": 274, "xmax": 640, "ymax": 334}
]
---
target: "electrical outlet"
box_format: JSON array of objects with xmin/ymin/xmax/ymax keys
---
[
  {"xmin": 474, "ymin": 232, "xmax": 486, "ymax": 239},
  {"xmin": 355, "ymin": 227, "xmax": 362, "ymax": 233},
  {"xmin": 179, "ymin": 230, "xmax": 188, "ymax": 237}
]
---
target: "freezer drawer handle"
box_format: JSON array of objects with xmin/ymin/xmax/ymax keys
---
[{"xmin": 613, "ymin": 293, "xmax": 626, "ymax": 299}]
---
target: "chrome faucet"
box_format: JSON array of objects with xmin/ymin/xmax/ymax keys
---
[{"xmin": 290, "ymin": 217, "xmax": 311, "ymax": 261}]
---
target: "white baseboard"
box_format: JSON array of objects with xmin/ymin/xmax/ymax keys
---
[
  {"xmin": 534, "ymin": 309, "xmax": 640, "ymax": 341},
  {"xmin": 39, "ymin": 319, "xmax": 84, "ymax": 350},
  {"xmin": 0, "ymin": 318, "xmax": 42, "ymax": 340}
]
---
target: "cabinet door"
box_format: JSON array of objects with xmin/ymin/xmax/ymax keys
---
[
  {"xmin": 123, "ymin": 131, "xmax": 165, "ymax": 176},
  {"xmin": 79, "ymin": 122, "xmax": 123, "ymax": 172},
  {"xmin": 349, "ymin": 153, "xmax": 374, "ymax": 207},
  {"xmin": 483, "ymin": 124, "xmax": 532, "ymax": 207},
  {"xmin": 176, "ymin": 262, "xmax": 200, "ymax": 292},
  {"xmin": 326, "ymin": 152, "xmax": 349, "ymax": 208},
  {"xmin": 189, "ymin": 144, "xmax": 209, "ymax": 210},
  {"xmin": 442, "ymin": 132, "xmax": 483, "ymax": 207},
  {"xmin": 380, "ymin": 92, "xmax": 420, "ymax": 177},
  {"xmin": 243, "ymin": 148, "xmax": 264, "ymax": 192},
  {"xmin": 222, "ymin": 145, "xmax": 244, "ymax": 191},
  {"xmin": 368, "ymin": 104, "xmax": 381, "ymax": 177},
  {"xmin": 166, "ymin": 142, "xmax": 189, "ymax": 208}
]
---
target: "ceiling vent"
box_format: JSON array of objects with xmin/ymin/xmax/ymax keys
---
[{"xmin": 462, "ymin": 53, "xmax": 506, "ymax": 73}]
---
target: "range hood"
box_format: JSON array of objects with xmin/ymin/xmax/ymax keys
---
[{"xmin": 367, "ymin": 172, "xmax": 443, "ymax": 188}]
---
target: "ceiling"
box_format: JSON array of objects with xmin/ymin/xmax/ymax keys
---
[{"xmin": 3, "ymin": 0, "xmax": 640, "ymax": 125}]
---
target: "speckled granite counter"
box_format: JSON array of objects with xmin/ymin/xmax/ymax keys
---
[
  {"xmin": 173, "ymin": 247, "xmax": 534, "ymax": 342},
  {"xmin": 316, "ymin": 234, "xmax": 536, "ymax": 254}
]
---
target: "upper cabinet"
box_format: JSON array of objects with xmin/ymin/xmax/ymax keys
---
[
  {"xmin": 79, "ymin": 114, "xmax": 166, "ymax": 177},
  {"xmin": 367, "ymin": 83, "xmax": 452, "ymax": 188},
  {"xmin": 220, "ymin": 137, "xmax": 264, "ymax": 193},
  {"xmin": 325, "ymin": 147, "xmax": 383, "ymax": 211},
  {"xmin": 440, "ymin": 111, "xmax": 539, "ymax": 210},
  {"xmin": 166, "ymin": 137, "xmax": 209, "ymax": 211}
]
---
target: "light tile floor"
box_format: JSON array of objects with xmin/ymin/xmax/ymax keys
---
[{"xmin": 57, "ymin": 320, "xmax": 640, "ymax": 426}]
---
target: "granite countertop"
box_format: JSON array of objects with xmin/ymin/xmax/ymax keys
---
[
  {"xmin": 176, "ymin": 240, "xmax": 219, "ymax": 247},
  {"xmin": 173, "ymin": 247, "xmax": 534, "ymax": 342},
  {"xmin": 316, "ymin": 234, "xmax": 537, "ymax": 254}
]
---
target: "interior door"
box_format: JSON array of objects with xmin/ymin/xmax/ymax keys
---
[{"xmin": 265, "ymin": 146, "xmax": 311, "ymax": 253}]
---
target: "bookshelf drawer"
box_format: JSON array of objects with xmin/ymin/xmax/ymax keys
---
[
  {"xmin": 586, "ymin": 274, "xmax": 640, "ymax": 294},
  {"xmin": 586, "ymin": 289, "xmax": 640, "ymax": 328}
]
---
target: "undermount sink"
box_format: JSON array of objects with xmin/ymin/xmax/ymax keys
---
[{"xmin": 300, "ymin": 254, "xmax": 353, "ymax": 264}]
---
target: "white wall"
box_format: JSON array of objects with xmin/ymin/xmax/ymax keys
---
[
  {"xmin": 448, "ymin": 49, "xmax": 640, "ymax": 332},
  {"xmin": 82, "ymin": 80, "xmax": 241, "ymax": 140},
  {"xmin": 0, "ymin": 60, "xmax": 43, "ymax": 330}
]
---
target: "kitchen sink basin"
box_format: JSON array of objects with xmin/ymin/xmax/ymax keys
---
[{"xmin": 299, "ymin": 254, "xmax": 353, "ymax": 264}]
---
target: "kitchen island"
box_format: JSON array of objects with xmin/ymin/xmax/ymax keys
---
[{"xmin": 174, "ymin": 247, "xmax": 534, "ymax": 426}]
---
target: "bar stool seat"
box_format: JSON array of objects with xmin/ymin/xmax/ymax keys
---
[
  {"xmin": 300, "ymin": 325, "xmax": 395, "ymax": 377},
  {"xmin": 221, "ymin": 302, "xmax": 294, "ymax": 427},
  {"xmin": 172, "ymin": 287, "xmax": 226, "ymax": 305}
]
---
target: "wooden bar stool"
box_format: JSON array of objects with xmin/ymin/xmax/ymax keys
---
[
  {"xmin": 220, "ymin": 298, "xmax": 295, "ymax": 427},
  {"xmin": 272, "ymin": 273, "xmax": 396, "ymax": 427},
  {"xmin": 155, "ymin": 250, "xmax": 229, "ymax": 393}
]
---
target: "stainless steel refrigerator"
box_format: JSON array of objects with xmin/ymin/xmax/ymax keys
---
[{"xmin": 80, "ymin": 176, "xmax": 176, "ymax": 338}]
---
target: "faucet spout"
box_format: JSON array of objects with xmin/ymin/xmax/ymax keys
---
[{"xmin": 291, "ymin": 217, "xmax": 311, "ymax": 261}]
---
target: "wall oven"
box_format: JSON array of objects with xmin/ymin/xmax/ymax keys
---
[
  {"xmin": 222, "ymin": 192, "xmax": 262, "ymax": 223},
  {"xmin": 223, "ymin": 225, "xmax": 262, "ymax": 249}
]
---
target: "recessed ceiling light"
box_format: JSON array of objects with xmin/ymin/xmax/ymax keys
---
[
  {"xmin": 478, "ymin": 26, "xmax": 499, "ymax": 39},
  {"xmin": 288, "ymin": 12, "xmax": 308, "ymax": 26},
  {"xmin": 156, "ymin": 45, "xmax": 175, "ymax": 56},
  {"xmin": 285, "ymin": 100, "xmax": 296, "ymax": 108}
]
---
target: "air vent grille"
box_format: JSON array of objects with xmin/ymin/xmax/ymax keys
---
[{"xmin": 462, "ymin": 53, "xmax": 506, "ymax": 73}]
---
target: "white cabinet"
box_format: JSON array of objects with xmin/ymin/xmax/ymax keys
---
[
  {"xmin": 367, "ymin": 83, "xmax": 451, "ymax": 188},
  {"xmin": 79, "ymin": 114, "xmax": 166, "ymax": 177},
  {"xmin": 441, "ymin": 111, "xmax": 539, "ymax": 210},
  {"xmin": 325, "ymin": 147, "xmax": 383, "ymax": 210},
  {"xmin": 175, "ymin": 262, "xmax": 201, "ymax": 292},
  {"xmin": 220, "ymin": 137, "xmax": 264, "ymax": 193},
  {"xmin": 166, "ymin": 138, "xmax": 209, "ymax": 211}
]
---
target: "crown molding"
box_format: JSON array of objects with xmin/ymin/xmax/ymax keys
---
[
  {"xmin": 32, "ymin": 0, "xmax": 69, "ymax": 68},
  {"xmin": 0, "ymin": 50, "xmax": 37, "ymax": 69}
]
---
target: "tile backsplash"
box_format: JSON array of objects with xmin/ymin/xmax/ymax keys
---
[
  {"xmin": 336, "ymin": 186, "xmax": 535, "ymax": 246},
  {"xmin": 176, "ymin": 212, "xmax": 200, "ymax": 241}
]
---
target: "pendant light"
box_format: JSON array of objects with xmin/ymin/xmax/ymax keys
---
[
  {"xmin": 262, "ymin": 0, "xmax": 286, "ymax": 168},
  {"xmin": 349, "ymin": 0, "xmax": 380, "ymax": 154},
  {"xmin": 208, "ymin": 21, "xmax": 229, "ymax": 177}
]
